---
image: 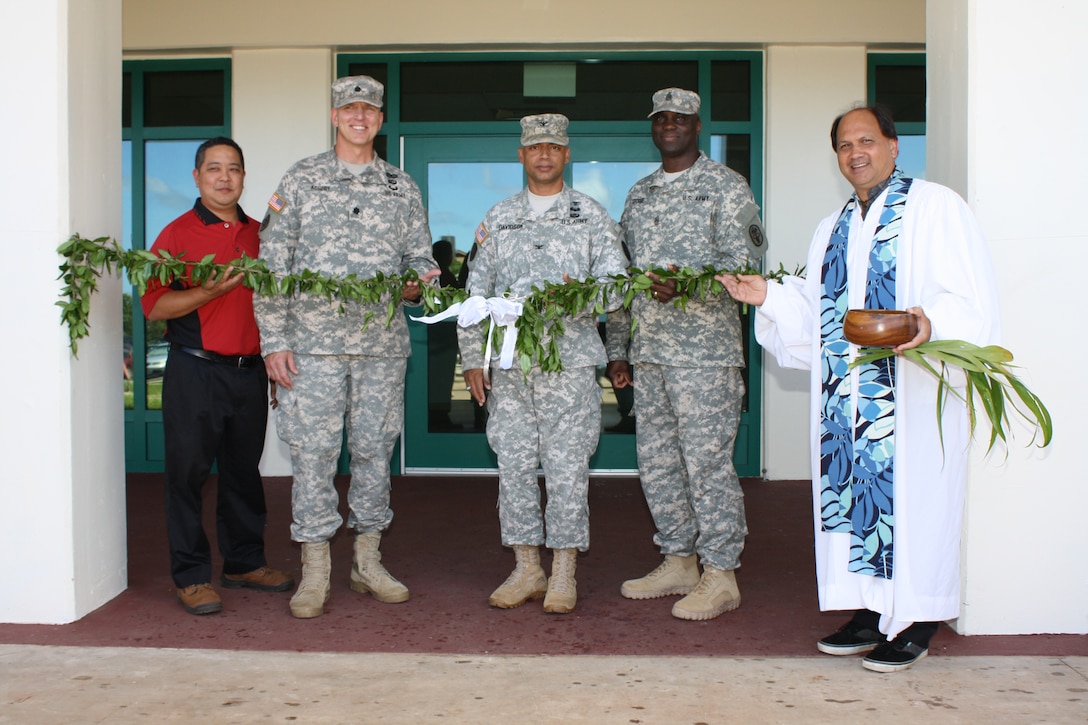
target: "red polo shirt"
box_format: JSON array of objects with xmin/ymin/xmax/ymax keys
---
[{"xmin": 141, "ymin": 199, "xmax": 261, "ymax": 356}]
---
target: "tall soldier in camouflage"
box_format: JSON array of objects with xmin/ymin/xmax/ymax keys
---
[
  {"xmin": 256, "ymin": 75, "xmax": 439, "ymax": 619},
  {"xmin": 460, "ymin": 114, "xmax": 627, "ymax": 614},
  {"xmin": 605, "ymin": 88, "xmax": 768, "ymax": 621}
]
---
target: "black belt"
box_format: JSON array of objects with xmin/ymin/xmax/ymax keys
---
[{"xmin": 172, "ymin": 344, "xmax": 263, "ymax": 369}]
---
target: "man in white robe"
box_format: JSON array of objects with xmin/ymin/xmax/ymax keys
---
[{"xmin": 721, "ymin": 106, "xmax": 1001, "ymax": 672}]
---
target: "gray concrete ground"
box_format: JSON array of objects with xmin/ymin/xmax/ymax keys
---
[{"xmin": 1, "ymin": 645, "xmax": 1085, "ymax": 724}]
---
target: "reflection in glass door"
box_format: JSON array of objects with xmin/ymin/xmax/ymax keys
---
[
  {"xmin": 569, "ymin": 140, "xmax": 660, "ymax": 470},
  {"xmin": 424, "ymin": 158, "xmax": 523, "ymax": 439},
  {"xmin": 123, "ymin": 138, "xmax": 204, "ymax": 469},
  {"xmin": 403, "ymin": 137, "xmax": 520, "ymax": 471},
  {"xmin": 140, "ymin": 140, "xmax": 202, "ymax": 410}
]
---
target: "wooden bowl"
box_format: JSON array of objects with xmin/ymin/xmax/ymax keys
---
[{"xmin": 843, "ymin": 309, "xmax": 919, "ymax": 347}]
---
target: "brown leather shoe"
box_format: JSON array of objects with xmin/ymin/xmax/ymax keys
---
[
  {"xmin": 221, "ymin": 566, "xmax": 295, "ymax": 592},
  {"xmin": 177, "ymin": 583, "xmax": 223, "ymax": 615}
]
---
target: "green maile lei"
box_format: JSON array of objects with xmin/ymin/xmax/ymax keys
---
[{"xmin": 57, "ymin": 233, "xmax": 1049, "ymax": 451}]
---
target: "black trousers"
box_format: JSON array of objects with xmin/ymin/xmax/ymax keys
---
[{"xmin": 162, "ymin": 350, "xmax": 269, "ymax": 587}]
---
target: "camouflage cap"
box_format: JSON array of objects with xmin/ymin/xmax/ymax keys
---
[
  {"xmin": 520, "ymin": 113, "xmax": 570, "ymax": 146},
  {"xmin": 648, "ymin": 88, "xmax": 701, "ymax": 117},
  {"xmin": 332, "ymin": 75, "xmax": 384, "ymax": 109}
]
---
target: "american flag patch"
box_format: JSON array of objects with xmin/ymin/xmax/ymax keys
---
[
  {"xmin": 475, "ymin": 223, "xmax": 489, "ymax": 245},
  {"xmin": 268, "ymin": 193, "xmax": 286, "ymax": 213}
]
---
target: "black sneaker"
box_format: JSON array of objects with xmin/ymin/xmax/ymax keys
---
[
  {"xmin": 817, "ymin": 620, "xmax": 886, "ymax": 655},
  {"xmin": 862, "ymin": 637, "xmax": 929, "ymax": 672}
]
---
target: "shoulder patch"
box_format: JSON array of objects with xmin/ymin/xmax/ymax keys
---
[
  {"xmin": 748, "ymin": 224, "xmax": 765, "ymax": 248},
  {"xmin": 267, "ymin": 193, "xmax": 286, "ymax": 213},
  {"xmin": 744, "ymin": 217, "xmax": 768, "ymax": 260},
  {"xmin": 475, "ymin": 222, "xmax": 489, "ymax": 245}
]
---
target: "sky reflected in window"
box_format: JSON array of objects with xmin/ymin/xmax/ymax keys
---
[{"xmin": 897, "ymin": 135, "xmax": 926, "ymax": 179}]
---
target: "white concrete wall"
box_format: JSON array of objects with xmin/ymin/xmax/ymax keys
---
[
  {"xmin": 12, "ymin": 0, "xmax": 1081, "ymax": 634},
  {"xmin": 232, "ymin": 48, "xmax": 334, "ymax": 476},
  {"xmin": 122, "ymin": 0, "xmax": 924, "ymax": 49},
  {"xmin": 762, "ymin": 45, "xmax": 863, "ymax": 479},
  {"xmin": 929, "ymin": 0, "xmax": 1088, "ymax": 635},
  {"xmin": 0, "ymin": 0, "xmax": 125, "ymax": 623}
]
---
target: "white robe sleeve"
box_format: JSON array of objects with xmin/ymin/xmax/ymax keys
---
[{"xmin": 752, "ymin": 215, "xmax": 836, "ymax": 371}]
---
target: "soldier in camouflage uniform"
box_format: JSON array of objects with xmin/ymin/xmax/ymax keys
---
[
  {"xmin": 605, "ymin": 88, "xmax": 768, "ymax": 621},
  {"xmin": 459, "ymin": 114, "xmax": 626, "ymax": 614},
  {"xmin": 256, "ymin": 75, "xmax": 439, "ymax": 619}
]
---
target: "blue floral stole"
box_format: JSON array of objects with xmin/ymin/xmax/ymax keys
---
[{"xmin": 818, "ymin": 171, "xmax": 913, "ymax": 580}]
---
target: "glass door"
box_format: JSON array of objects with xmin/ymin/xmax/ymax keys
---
[
  {"xmin": 402, "ymin": 135, "xmax": 661, "ymax": 472},
  {"xmin": 569, "ymin": 135, "xmax": 661, "ymax": 470},
  {"xmin": 402, "ymin": 132, "xmax": 763, "ymax": 475},
  {"xmin": 403, "ymin": 136, "xmax": 518, "ymax": 471}
]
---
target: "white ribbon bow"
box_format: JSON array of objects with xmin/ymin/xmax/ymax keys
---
[{"xmin": 412, "ymin": 295, "xmax": 524, "ymax": 379}]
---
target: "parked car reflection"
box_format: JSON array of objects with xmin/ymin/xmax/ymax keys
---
[{"xmin": 146, "ymin": 342, "xmax": 169, "ymax": 379}]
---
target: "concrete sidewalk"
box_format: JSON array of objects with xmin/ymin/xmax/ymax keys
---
[{"xmin": 1, "ymin": 645, "xmax": 1085, "ymax": 723}]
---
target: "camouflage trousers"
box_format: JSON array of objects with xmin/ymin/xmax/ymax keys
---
[
  {"xmin": 274, "ymin": 353, "xmax": 406, "ymax": 542},
  {"xmin": 634, "ymin": 363, "xmax": 747, "ymax": 570},
  {"xmin": 487, "ymin": 365, "xmax": 601, "ymax": 551}
]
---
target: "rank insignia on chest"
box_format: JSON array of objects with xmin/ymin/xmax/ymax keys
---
[
  {"xmin": 475, "ymin": 223, "xmax": 489, "ymax": 245},
  {"xmin": 267, "ymin": 193, "xmax": 286, "ymax": 213}
]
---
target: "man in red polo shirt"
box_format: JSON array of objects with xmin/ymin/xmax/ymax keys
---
[{"xmin": 142, "ymin": 137, "xmax": 293, "ymax": 615}]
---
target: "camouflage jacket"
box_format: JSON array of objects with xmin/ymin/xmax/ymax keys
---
[
  {"xmin": 459, "ymin": 184, "xmax": 626, "ymax": 371},
  {"xmin": 606, "ymin": 153, "xmax": 767, "ymax": 367},
  {"xmin": 255, "ymin": 150, "xmax": 436, "ymax": 357}
]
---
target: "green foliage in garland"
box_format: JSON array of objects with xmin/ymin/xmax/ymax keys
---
[
  {"xmin": 58, "ymin": 233, "xmax": 794, "ymax": 371},
  {"xmin": 56, "ymin": 233, "xmax": 1051, "ymax": 451}
]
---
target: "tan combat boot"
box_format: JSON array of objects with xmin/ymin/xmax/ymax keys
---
[
  {"xmin": 671, "ymin": 565, "xmax": 741, "ymax": 621},
  {"xmin": 620, "ymin": 554, "xmax": 700, "ymax": 599},
  {"xmin": 488, "ymin": 545, "xmax": 549, "ymax": 608},
  {"xmin": 350, "ymin": 532, "xmax": 410, "ymax": 603},
  {"xmin": 543, "ymin": 548, "xmax": 578, "ymax": 614},
  {"xmin": 289, "ymin": 541, "xmax": 331, "ymax": 619}
]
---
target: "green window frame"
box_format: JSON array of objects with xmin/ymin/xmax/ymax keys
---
[
  {"xmin": 868, "ymin": 52, "xmax": 925, "ymax": 135},
  {"xmin": 123, "ymin": 58, "xmax": 232, "ymax": 472},
  {"xmin": 337, "ymin": 51, "xmax": 763, "ymax": 192},
  {"xmin": 869, "ymin": 52, "xmax": 926, "ymax": 179}
]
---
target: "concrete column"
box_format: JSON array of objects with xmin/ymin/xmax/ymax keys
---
[
  {"xmin": 928, "ymin": 0, "xmax": 1087, "ymax": 634},
  {"xmin": 0, "ymin": 0, "xmax": 125, "ymax": 623},
  {"xmin": 762, "ymin": 45, "xmax": 865, "ymax": 480},
  {"xmin": 233, "ymin": 47, "xmax": 333, "ymax": 477}
]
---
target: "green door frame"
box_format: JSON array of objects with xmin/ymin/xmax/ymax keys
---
[{"xmin": 343, "ymin": 50, "xmax": 765, "ymax": 475}]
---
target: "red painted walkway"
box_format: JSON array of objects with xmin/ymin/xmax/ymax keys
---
[{"xmin": 1, "ymin": 474, "xmax": 1083, "ymax": 658}]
